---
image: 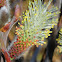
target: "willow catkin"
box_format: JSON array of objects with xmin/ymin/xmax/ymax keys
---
[{"xmin": 0, "ymin": 6, "xmax": 9, "ymax": 29}]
